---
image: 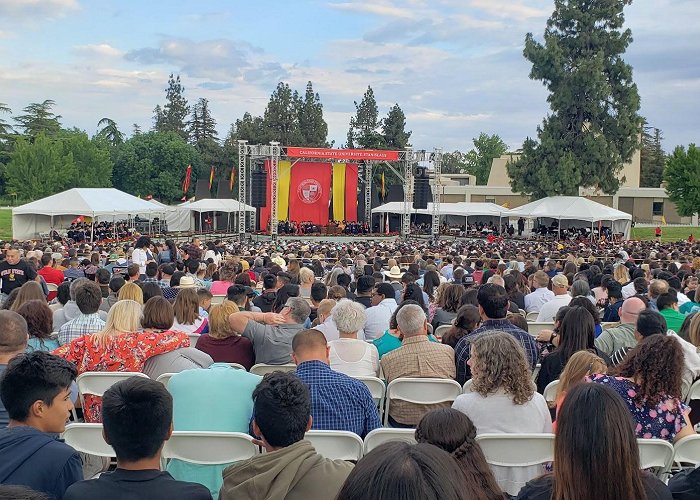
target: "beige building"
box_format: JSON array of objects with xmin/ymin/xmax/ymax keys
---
[{"xmin": 439, "ymin": 149, "xmax": 692, "ymax": 224}]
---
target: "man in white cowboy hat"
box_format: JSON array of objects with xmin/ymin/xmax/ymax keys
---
[{"xmin": 383, "ymin": 266, "xmax": 404, "ymax": 293}]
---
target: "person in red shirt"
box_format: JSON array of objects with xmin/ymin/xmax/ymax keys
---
[
  {"xmin": 37, "ymin": 254, "xmax": 64, "ymax": 301},
  {"xmin": 655, "ymin": 226, "xmax": 662, "ymax": 240}
]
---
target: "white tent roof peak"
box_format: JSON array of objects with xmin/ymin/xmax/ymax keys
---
[
  {"xmin": 12, "ymin": 188, "xmax": 162, "ymax": 217},
  {"xmin": 508, "ymin": 196, "xmax": 631, "ymax": 222},
  {"xmin": 179, "ymin": 198, "xmax": 256, "ymax": 213}
]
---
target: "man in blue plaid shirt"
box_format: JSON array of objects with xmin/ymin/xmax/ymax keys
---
[
  {"xmin": 454, "ymin": 283, "xmax": 539, "ymax": 384},
  {"xmin": 292, "ymin": 329, "xmax": 381, "ymax": 438}
]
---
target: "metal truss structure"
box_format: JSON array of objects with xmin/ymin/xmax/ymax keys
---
[{"xmin": 236, "ymin": 144, "xmax": 442, "ymax": 238}]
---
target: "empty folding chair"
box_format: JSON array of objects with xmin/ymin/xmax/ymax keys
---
[
  {"xmin": 637, "ymin": 438, "xmax": 674, "ymax": 479},
  {"xmin": 305, "ymin": 430, "xmax": 364, "ymax": 461},
  {"xmin": 162, "ymin": 431, "xmax": 258, "ymax": 465},
  {"xmin": 363, "ymin": 428, "xmax": 417, "ymax": 455},
  {"xmin": 542, "ymin": 380, "xmax": 560, "ymax": 403},
  {"xmin": 76, "ymin": 371, "xmax": 150, "ymax": 410},
  {"xmin": 672, "ymin": 434, "xmax": 700, "ymax": 468},
  {"xmin": 384, "ymin": 378, "xmax": 463, "ymax": 426},
  {"xmin": 62, "ymin": 423, "xmax": 115, "ymax": 458}
]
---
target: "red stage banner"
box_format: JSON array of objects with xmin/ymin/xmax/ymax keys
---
[
  {"xmin": 288, "ymin": 161, "xmax": 332, "ymax": 225},
  {"xmin": 259, "ymin": 160, "xmax": 272, "ymax": 231},
  {"xmin": 286, "ymin": 147, "xmax": 400, "ymax": 161},
  {"xmin": 345, "ymin": 163, "xmax": 358, "ymax": 222}
]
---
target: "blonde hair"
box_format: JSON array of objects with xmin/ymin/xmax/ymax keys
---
[
  {"xmin": 614, "ymin": 265, "xmax": 630, "ymax": 285},
  {"xmin": 434, "ymin": 282, "xmax": 450, "ymax": 308},
  {"xmin": 299, "ymin": 267, "xmax": 315, "ymax": 285},
  {"xmin": 470, "ymin": 331, "xmax": 534, "ymax": 405},
  {"xmin": 208, "ymin": 301, "xmax": 238, "ymax": 340},
  {"xmin": 173, "ymin": 287, "xmax": 200, "ymax": 325},
  {"xmin": 688, "ymin": 313, "xmax": 700, "ymax": 348},
  {"xmin": 93, "ymin": 299, "xmax": 142, "ymax": 347},
  {"xmin": 118, "ymin": 282, "xmax": 143, "ymax": 304},
  {"xmin": 556, "ymin": 350, "xmax": 607, "ymax": 399}
]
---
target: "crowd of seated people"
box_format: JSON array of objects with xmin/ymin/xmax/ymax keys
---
[
  {"xmin": 275, "ymin": 220, "xmax": 371, "ymax": 235},
  {"xmin": 65, "ymin": 221, "xmax": 135, "ymax": 243},
  {"xmin": 1, "ymin": 233, "xmax": 700, "ymax": 497}
]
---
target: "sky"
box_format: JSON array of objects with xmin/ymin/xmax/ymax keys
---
[{"xmin": 0, "ymin": 0, "xmax": 697, "ymax": 152}]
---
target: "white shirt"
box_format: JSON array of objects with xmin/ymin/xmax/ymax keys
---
[
  {"xmin": 363, "ymin": 298, "xmax": 398, "ymax": 340},
  {"xmin": 329, "ymin": 338, "xmax": 379, "ymax": 377},
  {"xmin": 131, "ymin": 248, "xmax": 149, "ymax": 275},
  {"xmin": 536, "ymin": 293, "xmax": 572, "ymax": 322},
  {"xmin": 524, "ymin": 287, "xmax": 554, "ymax": 313},
  {"xmin": 452, "ymin": 390, "xmax": 552, "ymax": 496},
  {"xmin": 621, "ymin": 281, "xmax": 637, "ymax": 299},
  {"xmin": 315, "ymin": 315, "xmax": 340, "ymax": 342}
]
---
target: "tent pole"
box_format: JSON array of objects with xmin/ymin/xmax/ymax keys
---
[
  {"xmin": 91, "ymin": 218, "xmax": 95, "ymax": 243},
  {"xmin": 557, "ymin": 219, "xmax": 561, "ymax": 241}
]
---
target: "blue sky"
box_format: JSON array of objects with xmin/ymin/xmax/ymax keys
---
[{"xmin": 0, "ymin": 0, "xmax": 697, "ymax": 152}]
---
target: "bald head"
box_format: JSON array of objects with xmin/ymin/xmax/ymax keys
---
[
  {"xmin": 619, "ymin": 297, "xmax": 646, "ymax": 324},
  {"xmin": 291, "ymin": 329, "xmax": 329, "ymax": 365},
  {"xmin": 649, "ymin": 279, "xmax": 669, "ymax": 299},
  {"xmin": 0, "ymin": 310, "xmax": 29, "ymax": 361}
]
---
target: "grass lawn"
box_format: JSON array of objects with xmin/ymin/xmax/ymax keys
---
[
  {"xmin": 0, "ymin": 209, "xmax": 11, "ymax": 240},
  {"xmin": 631, "ymin": 226, "xmax": 700, "ymax": 242}
]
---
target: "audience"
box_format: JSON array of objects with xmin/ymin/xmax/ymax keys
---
[
  {"xmin": 0, "ymin": 351, "xmax": 81, "ymax": 498},
  {"xmin": 363, "ymin": 283, "xmax": 399, "ymax": 340},
  {"xmin": 172, "ymin": 288, "xmax": 208, "ymax": 334},
  {"xmin": 57, "ymin": 280, "xmax": 106, "ymax": 345},
  {"xmin": 452, "ymin": 331, "xmax": 552, "ymax": 495},
  {"xmin": 194, "ymin": 301, "xmax": 255, "ymax": 370},
  {"xmin": 441, "ymin": 304, "xmax": 480, "ymax": 349},
  {"xmin": 0, "ymin": 311, "xmax": 30, "ymax": 427},
  {"xmin": 16, "ymin": 301, "xmax": 58, "ymax": 352},
  {"xmin": 594, "ymin": 296, "xmax": 647, "ymax": 356},
  {"xmin": 292, "ymin": 329, "xmax": 381, "ymax": 437},
  {"xmin": 536, "ymin": 274, "xmax": 572, "ymax": 322},
  {"xmin": 63, "ymin": 377, "xmax": 211, "ymax": 500},
  {"xmin": 218, "ymin": 371, "xmax": 353, "ymax": 499},
  {"xmin": 328, "ymin": 300, "xmax": 378, "ymax": 376},
  {"xmin": 552, "ymin": 350, "xmax": 607, "ymax": 428}
]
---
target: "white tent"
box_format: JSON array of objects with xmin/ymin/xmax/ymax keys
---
[
  {"xmin": 508, "ymin": 196, "xmax": 632, "ymax": 238},
  {"xmin": 371, "ymin": 202, "xmax": 508, "ymax": 217},
  {"xmin": 12, "ymin": 188, "xmax": 162, "ymax": 240},
  {"xmin": 179, "ymin": 199, "xmax": 256, "ymax": 232},
  {"xmin": 147, "ymin": 199, "xmax": 190, "ymax": 233}
]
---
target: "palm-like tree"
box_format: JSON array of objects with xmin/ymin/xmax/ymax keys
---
[
  {"xmin": 0, "ymin": 103, "xmax": 13, "ymax": 135},
  {"xmin": 96, "ymin": 117, "xmax": 124, "ymax": 146}
]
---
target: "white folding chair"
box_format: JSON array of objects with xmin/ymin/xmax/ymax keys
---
[
  {"xmin": 531, "ymin": 363, "xmax": 541, "ymax": 382},
  {"xmin": 211, "ymin": 295, "xmax": 226, "ymax": 305},
  {"xmin": 525, "ymin": 311, "xmax": 539, "ymax": 322},
  {"xmin": 76, "ymin": 371, "xmax": 150, "ymax": 410},
  {"xmin": 305, "ymin": 430, "xmax": 364, "ymax": 461},
  {"xmin": 250, "ymin": 363, "xmax": 297, "ymax": 376},
  {"xmin": 363, "ymin": 428, "xmax": 417, "ymax": 455},
  {"xmin": 162, "ymin": 431, "xmax": 258, "ymax": 465},
  {"xmin": 384, "ymin": 378, "xmax": 463, "ymax": 426},
  {"xmin": 354, "ymin": 376, "xmax": 386, "ymax": 412},
  {"xmin": 433, "ymin": 324, "xmax": 451, "ymax": 339},
  {"xmin": 46, "ymin": 282, "xmax": 59, "ymax": 292},
  {"xmin": 462, "ymin": 379, "xmax": 473, "ymax": 393},
  {"xmin": 187, "ymin": 333, "xmax": 200, "ymax": 347},
  {"xmin": 156, "ymin": 372, "xmax": 176, "ymax": 387},
  {"xmin": 637, "ymin": 438, "xmax": 674, "ymax": 478},
  {"xmin": 476, "ymin": 433, "xmax": 555, "ymax": 467},
  {"xmin": 228, "ymin": 363, "xmax": 246, "ymax": 370},
  {"xmin": 62, "ymin": 423, "xmax": 114, "ymax": 457},
  {"xmin": 527, "ymin": 322, "xmax": 555, "ymax": 336},
  {"xmin": 672, "ymin": 434, "xmax": 700, "ymax": 467},
  {"xmin": 684, "ymin": 379, "xmax": 700, "ymax": 404},
  {"xmin": 542, "ymin": 380, "xmax": 560, "ymax": 403}
]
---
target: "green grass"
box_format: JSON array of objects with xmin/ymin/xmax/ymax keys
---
[
  {"xmin": 631, "ymin": 226, "xmax": 700, "ymax": 242},
  {"xmin": 0, "ymin": 209, "xmax": 11, "ymax": 241}
]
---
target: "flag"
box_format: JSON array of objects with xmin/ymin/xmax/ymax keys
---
[
  {"xmin": 380, "ymin": 172, "xmax": 385, "ymax": 200},
  {"xmin": 229, "ymin": 167, "xmax": 235, "ymax": 191},
  {"xmin": 661, "ymin": 215, "xmax": 667, "ymax": 225},
  {"xmin": 208, "ymin": 165, "xmax": 215, "ymax": 190},
  {"xmin": 182, "ymin": 165, "xmax": 193, "ymax": 194},
  {"xmin": 72, "ymin": 215, "xmax": 84, "ymax": 224},
  {"xmin": 384, "ymin": 213, "xmax": 389, "ymax": 234},
  {"xmin": 145, "ymin": 194, "xmax": 153, "ymax": 200}
]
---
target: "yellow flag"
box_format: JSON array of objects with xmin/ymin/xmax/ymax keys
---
[{"xmin": 661, "ymin": 215, "xmax": 667, "ymax": 225}]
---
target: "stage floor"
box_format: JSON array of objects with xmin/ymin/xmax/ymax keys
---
[{"xmin": 250, "ymin": 234, "xmax": 400, "ymax": 243}]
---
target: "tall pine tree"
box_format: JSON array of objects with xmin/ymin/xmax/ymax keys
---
[
  {"xmin": 346, "ymin": 86, "xmax": 385, "ymax": 149},
  {"xmin": 382, "ymin": 104, "xmax": 411, "ymax": 150},
  {"xmin": 297, "ymin": 81, "xmax": 328, "ymax": 147},
  {"xmin": 263, "ymin": 82, "xmax": 302, "ymax": 146},
  {"xmin": 640, "ymin": 121, "xmax": 665, "ymax": 188},
  {"xmin": 507, "ymin": 0, "xmax": 642, "ymax": 198},
  {"xmin": 154, "ymin": 74, "xmax": 190, "ymax": 141},
  {"xmin": 13, "ymin": 100, "xmax": 62, "ymax": 138}
]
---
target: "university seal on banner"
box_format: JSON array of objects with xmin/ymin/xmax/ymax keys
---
[{"xmin": 297, "ymin": 178, "xmax": 323, "ymax": 204}]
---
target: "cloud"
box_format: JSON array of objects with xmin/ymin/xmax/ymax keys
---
[
  {"xmin": 73, "ymin": 43, "xmax": 124, "ymax": 58},
  {"xmin": 467, "ymin": 0, "xmax": 551, "ymax": 20},
  {"xmin": 407, "ymin": 110, "xmax": 492, "ymax": 122},
  {"xmin": 0, "ymin": 0, "xmax": 79, "ymax": 20},
  {"xmin": 327, "ymin": 1, "xmax": 416, "ymax": 19},
  {"xmin": 198, "ymin": 82, "xmax": 235, "ymax": 91}
]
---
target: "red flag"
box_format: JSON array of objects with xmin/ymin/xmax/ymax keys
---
[
  {"xmin": 229, "ymin": 167, "xmax": 235, "ymax": 191},
  {"xmin": 345, "ymin": 163, "xmax": 358, "ymax": 222},
  {"xmin": 72, "ymin": 215, "xmax": 84, "ymax": 224},
  {"xmin": 145, "ymin": 194, "xmax": 153, "ymax": 200},
  {"xmin": 182, "ymin": 165, "xmax": 193, "ymax": 194},
  {"xmin": 208, "ymin": 165, "xmax": 215, "ymax": 190}
]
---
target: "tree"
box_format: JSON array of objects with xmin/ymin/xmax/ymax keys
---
[
  {"xmin": 112, "ymin": 131, "xmax": 200, "ymax": 201},
  {"xmin": 664, "ymin": 144, "xmax": 700, "ymax": 217},
  {"xmin": 13, "ymin": 100, "xmax": 62, "ymax": 138},
  {"xmin": 263, "ymin": 82, "xmax": 302, "ymax": 146},
  {"xmin": 5, "ymin": 133, "xmax": 77, "ymax": 199},
  {"xmin": 507, "ymin": 0, "xmax": 642, "ymax": 198},
  {"xmin": 60, "ymin": 130, "xmax": 113, "ymax": 188},
  {"xmin": 297, "ymin": 81, "xmax": 328, "ymax": 147},
  {"xmin": 640, "ymin": 122, "xmax": 665, "ymax": 188},
  {"xmin": 346, "ymin": 86, "xmax": 385, "ymax": 149},
  {"xmin": 441, "ymin": 151, "xmax": 469, "ymax": 174},
  {"xmin": 154, "ymin": 74, "xmax": 190, "ymax": 141},
  {"xmin": 189, "ymin": 98, "xmax": 219, "ymax": 145},
  {"xmin": 464, "ymin": 133, "xmax": 507, "ymax": 185},
  {"xmin": 96, "ymin": 118, "xmax": 124, "ymax": 146},
  {"xmin": 0, "ymin": 103, "xmax": 13, "ymax": 136},
  {"xmin": 382, "ymin": 104, "xmax": 411, "ymax": 150},
  {"xmin": 132, "ymin": 123, "xmax": 142, "ymax": 136}
]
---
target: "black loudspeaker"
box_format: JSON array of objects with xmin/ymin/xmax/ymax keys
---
[
  {"xmin": 413, "ymin": 166, "xmax": 429, "ymax": 210},
  {"xmin": 251, "ymin": 170, "xmax": 267, "ymax": 207}
]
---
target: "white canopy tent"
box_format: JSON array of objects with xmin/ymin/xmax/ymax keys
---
[
  {"xmin": 147, "ymin": 199, "xmax": 190, "ymax": 233},
  {"xmin": 12, "ymin": 188, "xmax": 162, "ymax": 240},
  {"xmin": 371, "ymin": 201, "xmax": 508, "ymax": 217},
  {"xmin": 508, "ymin": 196, "xmax": 632, "ymax": 238},
  {"xmin": 178, "ymin": 199, "xmax": 256, "ymax": 232}
]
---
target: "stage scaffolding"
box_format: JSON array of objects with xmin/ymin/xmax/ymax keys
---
[{"xmin": 236, "ymin": 144, "xmax": 442, "ymax": 239}]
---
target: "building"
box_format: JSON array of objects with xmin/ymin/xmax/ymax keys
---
[{"xmin": 439, "ymin": 149, "xmax": 694, "ymax": 225}]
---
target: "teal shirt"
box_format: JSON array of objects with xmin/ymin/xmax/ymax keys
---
[
  {"xmin": 372, "ymin": 331, "xmax": 439, "ymax": 359},
  {"xmin": 27, "ymin": 337, "xmax": 60, "ymax": 352},
  {"xmin": 680, "ymin": 302, "xmax": 700, "ymax": 315},
  {"xmin": 166, "ymin": 364, "xmax": 262, "ymax": 497}
]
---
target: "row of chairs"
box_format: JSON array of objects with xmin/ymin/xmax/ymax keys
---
[{"xmin": 61, "ymin": 423, "xmax": 700, "ymax": 480}]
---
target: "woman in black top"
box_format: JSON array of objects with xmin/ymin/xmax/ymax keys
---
[
  {"xmin": 516, "ymin": 383, "xmax": 672, "ymax": 500},
  {"xmin": 536, "ymin": 306, "xmax": 610, "ymax": 394}
]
